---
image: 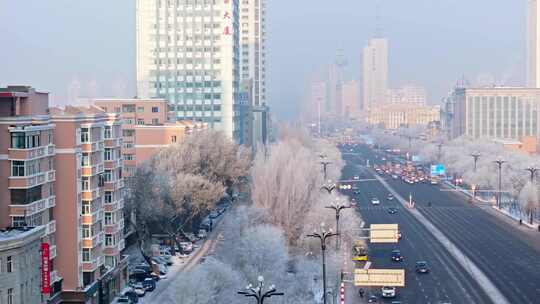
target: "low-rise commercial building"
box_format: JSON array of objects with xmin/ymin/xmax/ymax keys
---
[
  {"xmin": 367, "ymin": 102, "xmax": 440, "ymax": 129},
  {"xmin": 0, "ymin": 226, "xmax": 46, "ymax": 304}
]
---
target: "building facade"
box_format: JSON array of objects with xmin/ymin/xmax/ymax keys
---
[
  {"xmin": 342, "ymin": 80, "xmax": 360, "ymax": 118},
  {"xmin": 363, "ymin": 38, "xmax": 388, "ymax": 111},
  {"xmin": 388, "ymin": 85, "xmax": 427, "ymax": 104},
  {"xmin": 367, "ymin": 102, "xmax": 440, "ymax": 130},
  {"xmin": 448, "ymin": 87, "xmax": 540, "ymax": 141},
  {"xmin": 528, "ymin": 0, "xmax": 540, "ymax": 88},
  {"xmin": 93, "ymin": 98, "xmax": 204, "ymax": 178},
  {"xmin": 136, "ymin": 0, "xmax": 241, "ymax": 140},
  {"xmin": 49, "ymin": 105, "xmax": 128, "ymax": 304},
  {"xmin": 0, "ymin": 86, "xmax": 61, "ymax": 299},
  {"xmin": 0, "ymin": 226, "xmax": 46, "ymax": 304}
]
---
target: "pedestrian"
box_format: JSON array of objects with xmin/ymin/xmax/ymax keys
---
[
  {"xmin": 519, "ymin": 219, "xmax": 522, "ymax": 225},
  {"xmin": 358, "ymin": 288, "xmax": 365, "ymax": 298}
]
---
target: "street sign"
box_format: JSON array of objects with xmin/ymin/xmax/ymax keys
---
[
  {"xmin": 369, "ymin": 224, "xmax": 399, "ymax": 243},
  {"xmin": 354, "ymin": 269, "xmax": 405, "ymax": 287},
  {"xmin": 430, "ymin": 164, "xmax": 445, "ymax": 176}
]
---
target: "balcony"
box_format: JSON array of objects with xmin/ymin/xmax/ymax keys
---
[
  {"xmin": 81, "ymin": 188, "xmax": 102, "ymax": 201},
  {"xmin": 8, "ymin": 144, "xmax": 55, "ymax": 160},
  {"xmin": 9, "ymin": 195, "xmax": 56, "ymax": 217},
  {"xmin": 8, "ymin": 170, "xmax": 55, "ymax": 189},
  {"xmin": 104, "ymin": 218, "xmax": 124, "ymax": 234},
  {"xmin": 81, "ymin": 209, "xmax": 104, "ymax": 225},
  {"xmin": 81, "ymin": 256, "xmax": 101, "ymax": 272},
  {"xmin": 103, "ymin": 200, "xmax": 118, "ymax": 212},
  {"xmin": 81, "ymin": 163, "xmax": 104, "ymax": 177},
  {"xmin": 80, "ymin": 141, "xmax": 103, "ymax": 153},
  {"xmin": 46, "ymin": 220, "xmax": 56, "ymax": 235},
  {"xmin": 104, "ymin": 158, "xmax": 122, "ymax": 170},
  {"xmin": 82, "ymin": 232, "xmax": 104, "ymax": 248},
  {"xmin": 104, "ymin": 137, "xmax": 122, "ymax": 148}
]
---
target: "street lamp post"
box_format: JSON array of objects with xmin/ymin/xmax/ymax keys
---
[
  {"xmin": 493, "ymin": 159, "xmax": 506, "ymax": 208},
  {"xmin": 307, "ymin": 224, "xmax": 338, "ymax": 304},
  {"xmin": 320, "ymin": 161, "xmax": 331, "ymax": 180},
  {"xmin": 436, "ymin": 142, "xmax": 443, "ymax": 162},
  {"xmin": 325, "ymin": 201, "xmax": 352, "ymax": 250},
  {"xmin": 237, "ymin": 276, "xmax": 284, "ymax": 304},
  {"xmin": 525, "ymin": 167, "xmax": 539, "ymax": 183},
  {"xmin": 471, "ymin": 152, "xmax": 481, "ymax": 172}
]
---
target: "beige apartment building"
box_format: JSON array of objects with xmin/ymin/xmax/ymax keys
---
[
  {"xmin": 0, "ymin": 86, "xmax": 128, "ymax": 304},
  {"xmin": 93, "ymin": 99, "xmax": 205, "ymax": 178},
  {"xmin": 367, "ymin": 102, "xmax": 440, "ymax": 129}
]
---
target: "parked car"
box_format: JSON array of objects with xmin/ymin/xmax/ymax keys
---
[
  {"xmin": 209, "ymin": 210, "xmax": 220, "ymax": 219},
  {"xmin": 368, "ymin": 295, "xmax": 378, "ymax": 303},
  {"xmin": 142, "ymin": 278, "xmax": 156, "ymax": 292},
  {"xmin": 381, "ymin": 286, "xmax": 396, "ymax": 298},
  {"xmin": 120, "ymin": 290, "xmax": 139, "ymax": 303},
  {"xmin": 114, "ymin": 296, "xmax": 132, "ymax": 303},
  {"xmin": 415, "ymin": 261, "xmax": 430, "ymax": 273},
  {"xmin": 198, "ymin": 229, "xmax": 208, "ymax": 239},
  {"xmin": 179, "ymin": 242, "xmax": 193, "ymax": 254},
  {"xmin": 130, "ymin": 282, "xmax": 146, "ymax": 297}
]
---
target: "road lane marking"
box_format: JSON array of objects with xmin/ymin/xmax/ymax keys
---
[{"xmin": 373, "ymin": 171, "xmax": 511, "ymax": 304}]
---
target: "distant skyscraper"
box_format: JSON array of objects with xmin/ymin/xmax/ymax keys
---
[
  {"xmin": 342, "ymin": 80, "xmax": 360, "ymax": 118},
  {"xmin": 328, "ymin": 49, "xmax": 347, "ymax": 117},
  {"xmin": 362, "ymin": 38, "xmax": 388, "ymax": 110},
  {"xmin": 239, "ymin": 0, "xmax": 268, "ymax": 144},
  {"xmin": 528, "ymin": 0, "xmax": 540, "ymax": 87},
  {"xmin": 136, "ymin": 0, "xmax": 241, "ymax": 140}
]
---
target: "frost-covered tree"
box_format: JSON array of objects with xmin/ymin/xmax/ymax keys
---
[{"xmin": 519, "ymin": 182, "xmax": 540, "ymax": 224}]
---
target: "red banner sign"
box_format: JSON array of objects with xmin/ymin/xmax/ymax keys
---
[{"xmin": 41, "ymin": 243, "xmax": 51, "ymax": 294}]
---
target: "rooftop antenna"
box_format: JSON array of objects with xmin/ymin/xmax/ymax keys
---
[{"xmin": 375, "ymin": 0, "xmax": 382, "ymax": 38}]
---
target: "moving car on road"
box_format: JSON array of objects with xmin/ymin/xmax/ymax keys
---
[
  {"xmin": 352, "ymin": 241, "xmax": 368, "ymax": 261},
  {"xmin": 391, "ymin": 249, "xmax": 403, "ymax": 262},
  {"xmin": 387, "ymin": 207, "xmax": 398, "ymax": 214},
  {"xmin": 415, "ymin": 261, "xmax": 430, "ymax": 273},
  {"xmin": 381, "ymin": 286, "xmax": 397, "ymax": 298},
  {"xmin": 371, "ymin": 198, "xmax": 380, "ymax": 205},
  {"xmin": 387, "ymin": 193, "xmax": 394, "ymax": 200}
]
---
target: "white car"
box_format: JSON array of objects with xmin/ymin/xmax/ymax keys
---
[
  {"xmin": 381, "ymin": 286, "xmax": 396, "ymax": 298},
  {"xmin": 371, "ymin": 198, "xmax": 380, "ymax": 205}
]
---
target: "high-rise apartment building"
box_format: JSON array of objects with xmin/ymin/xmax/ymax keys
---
[
  {"xmin": 136, "ymin": 0, "xmax": 242, "ymax": 140},
  {"xmin": 528, "ymin": 0, "xmax": 540, "ymax": 88},
  {"xmin": 342, "ymin": 80, "xmax": 360, "ymax": 118},
  {"xmin": 0, "ymin": 86, "xmax": 128, "ymax": 303},
  {"xmin": 362, "ymin": 38, "xmax": 388, "ymax": 110}
]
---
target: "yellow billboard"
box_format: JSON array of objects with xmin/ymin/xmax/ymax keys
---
[{"xmin": 354, "ymin": 269, "xmax": 405, "ymax": 287}]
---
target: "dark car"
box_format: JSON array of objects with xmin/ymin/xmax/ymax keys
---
[
  {"xmin": 415, "ymin": 261, "xmax": 430, "ymax": 273},
  {"xmin": 368, "ymin": 295, "xmax": 378, "ymax": 303},
  {"xmin": 122, "ymin": 291, "xmax": 139, "ymax": 303},
  {"xmin": 387, "ymin": 207, "xmax": 398, "ymax": 214},
  {"xmin": 142, "ymin": 278, "xmax": 156, "ymax": 292},
  {"xmin": 391, "ymin": 249, "xmax": 403, "ymax": 262}
]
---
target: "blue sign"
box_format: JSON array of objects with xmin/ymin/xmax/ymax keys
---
[
  {"xmin": 430, "ymin": 164, "xmax": 445, "ymax": 176},
  {"xmin": 412, "ymin": 155, "xmax": 421, "ymax": 162}
]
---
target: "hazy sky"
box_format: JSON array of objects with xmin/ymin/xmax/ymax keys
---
[{"xmin": 0, "ymin": 0, "xmax": 527, "ymax": 120}]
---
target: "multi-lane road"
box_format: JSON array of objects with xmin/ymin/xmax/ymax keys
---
[{"xmin": 340, "ymin": 144, "xmax": 540, "ymax": 304}]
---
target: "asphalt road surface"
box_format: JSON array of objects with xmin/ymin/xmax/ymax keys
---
[{"xmin": 340, "ymin": 144, "xmax": 540, "ymax": 304}]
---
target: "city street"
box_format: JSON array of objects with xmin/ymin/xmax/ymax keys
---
[{"xmin": 341, "ymin": 144, "xmax": 540, "ymax": 304}]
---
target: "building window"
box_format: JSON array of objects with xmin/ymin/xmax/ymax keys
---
[
  {"xmin": 82, "ymin": 248, "xmax": 91, "ymax": 262},
  {"xmin": 81, "ymin": 153, "xmax": 90, "ymax": 167},
  {"xmin": 82, "ymin": 225, "xmax": 91, "ymax": 239},
  {"xmin": 137, "ymin": 119, "xmax": 145, "ymax": 125},
  {"xmin": 7, "ymin": 288, "xmax": 14, "ymax": 304},
  {"xmin": 10, "ymin": 132, "xmax": 25, "ymax": 148},
  {"xmin": 82, "ymin": 200, "xmax": 91, "ymax": 215},
  {"xmin": 105, "ymin": 191, "xmax": 113, "ymax": 204},
  {"xmin": 122, "ymin": 129, "xmax": 135, "ymax": 137},
  {"xmin": 7, "ymin": 256, "xmax": 12, "ymax": 272},
  {"xmin": 104, "ymin": 170, "xmax": 112, "ymax": 182},
  {"xmin": 11, "ymin": 161, "xmax": 25, "ymax": 176},
  {"xmin": 12, "ymin": 216, "xmax": 26, "ymax": 227},
  {"xmin": 171, "ymin": 136, "xmax": 177, "ymax": 143},
  {"xmin": 104, "ymin": 148, "xmax": 112, "ymax": 161},
  {"xmin": 137, "ymin": 106, "xmax": 144, "ymax": 113},
  {"xmin": 105, "ymin": 212, "xmax": 113, "ymax": 226},
  {"xmin": 104, "ymin": 126, "xmax": 112, "ymax": 139},
  {"xmin": 81, "ymin": 177, "xmax": 90, "ymax": 191},
  {"xmin": 80, "ymin": 128, "xmax": 90, "ymax": 143},
  {"xmin": 122, "ymin": 105, "xmax": 136, "ymax": 113},
  {"xmin": 124, "ymin": 154, "xmax": 134, "ymax": 161},
  {"xmin": 152, "ymin": 118, "xmax": 159, "ymax": 125},
  {"xmin": 152, "ymin": 107, "xmax": 159, "ymax": 113},
  {"xmin": 105, "ymin": 234, "xmax": 114, "ymax": 246}
]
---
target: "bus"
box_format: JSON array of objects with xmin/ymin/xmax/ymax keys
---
[{"xmin": 352, "ymin": 241, "xmax": 368, "ymax": 261}]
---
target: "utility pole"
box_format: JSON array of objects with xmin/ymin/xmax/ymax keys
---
[
  {"xmin": 493, "ymin": 159, "xmax": 506, "ymax": 208},
  {"xmin": 436, "ymin": 142, "xmax": 443, "ymax": 162},
  {"xmin": 307, "ymin": 224, "xmax": 338, "ymax": 304}
]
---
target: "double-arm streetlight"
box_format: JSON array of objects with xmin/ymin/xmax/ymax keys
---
[
  {"xmin": 493, "ymin": 158, "xmax": 506, "ymax": 208},
  {"xmin": 307, "ymin": 224, "xmax": 338, "ymax": 304},
  {"xmin": 320, "ymin": 161, "xmax": 332, "ymax": 180},
  {"xmin": 325, "ymin": 201, "xmax": 352, "ymax": 250},
  {"xmin": 471, "ymin": 152, "xmax": 481, "ymax": 172},
  {"xmin": 237, "ymin": 276, "xmax": 284, "ymax": 304},
  {"xmin": 436, "ymin": 142, "xmax": 444, "ymax": 162},
  {"xmin": 525, "ymin": 167, "xmax": 539, "ymax": 183}
]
